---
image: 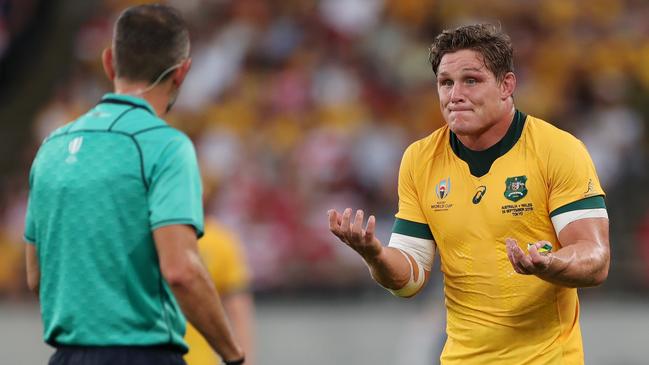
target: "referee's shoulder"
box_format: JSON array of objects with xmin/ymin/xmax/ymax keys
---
[
  {"xmin": 122, "ymin": 117, "xmax": 194, "ymax": 155},
  {"xmin": 41, "ymin": 121, "xmax": 75, "ymax": 144},
  {"xmin": 110, "ymin": 108, "xmax": 170, "ymax": 136},
  {"xmin": 112, "ymin": 111, "xmax": 193, "ymax": 144}
]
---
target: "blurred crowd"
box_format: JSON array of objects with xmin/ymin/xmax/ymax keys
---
[{"xmin": 1, "ymin": 0, "xmax": 649, "ymax": 298}]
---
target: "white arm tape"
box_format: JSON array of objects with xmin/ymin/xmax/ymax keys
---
[
  {"xmin": 388, "ymin": 233, "xmax": 435, "ymax": 271},
  {"xmin": 383, "ymin": 233, "xmax": 435, "ymax": 297},
  {"xmin": 551, "ymin": 208, "xmax": 608, "ymax": 235}
]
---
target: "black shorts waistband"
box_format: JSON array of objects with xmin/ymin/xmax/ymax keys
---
[{"xmin": 52, "ymin": 343, "xmax": 186, "ymax": 354}]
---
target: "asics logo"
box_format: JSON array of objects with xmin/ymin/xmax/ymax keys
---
[{"xmin": 472, "ymin": 186, "xmax": 487, "ymax": 204}]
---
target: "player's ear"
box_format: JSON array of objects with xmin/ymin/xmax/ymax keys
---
[
  {"xmin": 500, "ymin": 72, "xmax": 516, "ymax": 100},
  {"xmin": 102, "ymin": 47, "xmax": 116, "ymax": 81},
  {"xmin": 172, "ymin": 58, "xmax": 192, "ymax": 87}
]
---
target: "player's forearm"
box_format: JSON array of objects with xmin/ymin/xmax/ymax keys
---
[
  {"xmin": 364, "ymin": 247, "xmax": 412, "ymax": 290},
  {"xmin": 168, "ymin": 263, "xmax": 243, "ymax": 361},
  {"xmin": 537, "ymin": 240, "xmax": 609, "ymax": 288}
]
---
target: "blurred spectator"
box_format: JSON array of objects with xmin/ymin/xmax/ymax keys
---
[
  {"xmin": 4, "ymin": 0, "xmax": 649, "ymax": 295},
  {"xmin": 185, "ymin": 219, "xmax": 256, "ymax": 365}
]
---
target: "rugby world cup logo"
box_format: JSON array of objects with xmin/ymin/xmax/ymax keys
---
[
  {"xmin": 435, "ymin": 177, "xmax": 451, "ymax": 200},
  {"xmin": 66, "ymin": 136, "xmax": 83, "ymax": 164}
]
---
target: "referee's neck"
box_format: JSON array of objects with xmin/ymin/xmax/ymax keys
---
[{"xmin": 113, "ymin": 79, "xmax": 172, "ymax": 116}]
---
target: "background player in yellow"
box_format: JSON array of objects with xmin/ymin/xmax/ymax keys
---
[
  {"xmin": 328, "ymin": 24, "xmax": 610, "ymax": 364},
  {"xmin": 184, "ymin": 219, "xmax": 255, "ymax": 365}
]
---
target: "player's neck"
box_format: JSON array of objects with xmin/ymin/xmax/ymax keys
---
[
  {"xmin": 456, "ymin": 106, "xmax": 516, "ymax": 151},
  {"xmin": 113, "ymin": 78, "xmax": 171, "ymax": 116}
]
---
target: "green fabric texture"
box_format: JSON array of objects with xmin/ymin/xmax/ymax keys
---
[{"xmin": 24, "ymin": 93, "xmax": 203, "ymax": 351}]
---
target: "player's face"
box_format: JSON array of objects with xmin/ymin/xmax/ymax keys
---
[{"xmin": 436, "ymin": 49, "xmax": 510, "ymax": 141}]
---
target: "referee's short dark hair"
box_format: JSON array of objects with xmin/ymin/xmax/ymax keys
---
[
  {"xmin": 113, "ymin": 4, "xmax": 189, "ymax": 84},
  {"xmin": 428, "ymin": 24, "xmax": 513, "ymax": 82}
]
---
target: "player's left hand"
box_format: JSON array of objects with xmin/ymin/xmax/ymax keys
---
[{"xmin": 505, "ymin": 238, "xmax": 553, "ymax": 275}]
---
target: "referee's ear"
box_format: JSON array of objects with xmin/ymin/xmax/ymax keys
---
[
  {"xmin": 102, "ymin": 47, "xmax": 116, "ymax": 82},
  {"xmin": 172, "ymin": 58, "xmax": 192, "ymax": 89}
]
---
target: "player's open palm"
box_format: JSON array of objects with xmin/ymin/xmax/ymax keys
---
[
  {"xmin": 505, "ymin": 238, "xmax": 553, "ymax": 275},
  {"xmin": 328, "ymin": 208, "xmax": 382, "ymax": 260}
]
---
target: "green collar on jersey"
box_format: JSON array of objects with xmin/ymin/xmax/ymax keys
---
[
  {"xmin": 449, "ymin": 109, "xmax": 527, "ymax": 177},
  {"xmin": 98, "ymin": 93, "xmax": 156, "ymax": 115}
]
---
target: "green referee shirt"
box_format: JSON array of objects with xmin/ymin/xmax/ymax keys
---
[{"xmin": 24, "ymin": 93, "xmax": 204, "ymax": 352}]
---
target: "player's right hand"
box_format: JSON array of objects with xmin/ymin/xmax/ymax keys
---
[{"xmin": 328, "ymin": 208, "xmax": 383, "ymax": 260}]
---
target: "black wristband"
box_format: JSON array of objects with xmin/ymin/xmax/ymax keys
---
[{"xmin": 223, "ymin": 357, "xmax": 245, "ymax": 365}]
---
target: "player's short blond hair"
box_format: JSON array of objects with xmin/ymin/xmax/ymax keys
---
[{"xmin": 428, "ymin": 24, "xmax": 514, "ymax": 82}]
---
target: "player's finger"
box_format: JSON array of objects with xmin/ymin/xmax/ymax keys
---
[
  {"xmin": 328, "ymin": 209, "xmax": 346, "ymax": 240},
  {"xmin": 528, "ymin": 245, "xmax": 551, "ymax": 270},
  {"xmin": 364, "ymin": 215, "xmax": 376, "ymax": 241},
  {"xmin": 506, "ymin": 247, "xmax": 522, "ymax": 273},
  {"xmin": 340, "ymin": 208, "xmax": 353, "ymax": 238},
  {"xmin": 506, "ymin": 246, "xmax": 515, "ymax": 265},
  {"xmin": 351, "ymin": 210, "xmax": 364, "ymax": 240},
  {"xmin": 528, "ymin": 243, "xmax": 538, "ymax": 255},
  {"xmin": 507, "ymin": 239, "xmax": 533, "ymax": 274},
  {"xmin": 505, "ymin": 238, "xmax": 518, "ymax": 262},
  {"xmin": 515, "ymin": 253, "xmax": 534, "ymax": 273},
  {"xmin": 328, "ymin": 209, "xmax": 339, "ymax": 230},
  {"xmin": 328, "ymin": 209, "xmax": 341, "ymax": 231}
]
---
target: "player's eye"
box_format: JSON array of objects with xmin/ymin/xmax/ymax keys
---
[
  {"xmin": 465, "ymin": 78, "xmax": 477, "ymax": 85},
  {"xmin": 439, "ymin": 79, "xmax": 453, "ymax": 87}
]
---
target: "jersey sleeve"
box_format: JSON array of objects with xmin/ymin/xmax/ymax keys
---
[
  {"xmin": 395, "ymin": 142, "xmax": 428, "ymax": 224},
  {"xmin": 547, "ymin": 134, "xmax": 605, "ymax": 215},
  {"xmin": 148, "ymin": 134, "xmax": 204, "ymax": 237}
]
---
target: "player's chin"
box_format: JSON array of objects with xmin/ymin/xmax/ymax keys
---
[{"xmin": 447, "ymin": 119, "xmax": 475, "ymax": 135}]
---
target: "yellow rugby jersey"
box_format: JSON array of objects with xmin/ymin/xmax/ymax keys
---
[
  {"xmin": 394, "ymin": 111, "xmax": 605, "ymax": 364},
  {"xmin": 184, "ymin": 219, "xmax": 251, "ymax": 365}
]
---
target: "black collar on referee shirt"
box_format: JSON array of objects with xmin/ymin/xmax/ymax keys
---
[
  {"xmin": 449, "ymin": 109, "xmax": 527, "ymax": 178},
  {"xmin": 98, "ymin": 95, "xmax": 155, "ymax": 116}
]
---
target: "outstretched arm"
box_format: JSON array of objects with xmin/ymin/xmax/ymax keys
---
[
  {"xmin": 328, "ymin": 208, "xmax": 430, "ymax": 297},
  {"xmin": 505, "ymin": 217, "xmax": 609, "ymax": 287}
]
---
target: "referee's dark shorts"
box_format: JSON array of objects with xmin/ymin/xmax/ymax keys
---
[{"xmin": 49, "ymin": 345, "xmax": 186, "ymax": 365}]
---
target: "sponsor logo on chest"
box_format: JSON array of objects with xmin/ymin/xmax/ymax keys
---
[{"xmin": 429, "ymin": 175, "xmax": 536, "ymax": 216}]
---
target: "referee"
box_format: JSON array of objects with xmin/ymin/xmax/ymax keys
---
[{"xmin": 24, "ymin": 4, "xmax": 244, "ymax": 365}]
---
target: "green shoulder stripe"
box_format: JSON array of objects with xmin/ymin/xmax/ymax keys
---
[
  {"xmin": 550, "ymin": 195, "xmax": 606, "ymax": 217},
  {"xmin": 392, "ymin": 218, "xmax": 434, "ymax": 240}
]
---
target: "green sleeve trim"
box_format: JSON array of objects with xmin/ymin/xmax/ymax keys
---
[
  {"xmin": 23, "ymin": 235, "xmax": 36, "ymax": 244},
  {"xmin": 392, "ymin": 218, "xmax": 434, "ymax": 240},
  {"xmin": 549, "ymin": 195, "xmax": 606, "ymax": 217}
]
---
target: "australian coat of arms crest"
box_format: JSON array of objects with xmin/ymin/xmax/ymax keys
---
[{"xmin": 504, "ymin": 175, "xmax": 527, "ymax": 202}]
